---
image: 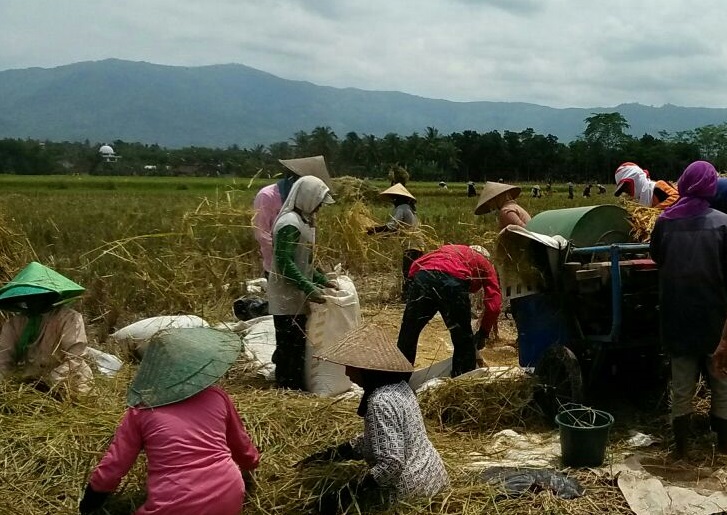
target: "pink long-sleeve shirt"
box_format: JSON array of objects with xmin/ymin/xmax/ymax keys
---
[
  {"xmin": 252, "ymin": 183, "xmax": 283, "ymax": 273},
  {"xmin": 90, "ymin": 386, "xmax": 260, "ymax": 515}
]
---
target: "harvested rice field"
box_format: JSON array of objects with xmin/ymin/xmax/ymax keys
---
[{"xmin": 0, "ymin": 176, "xmax": 722, "ymax": 515}]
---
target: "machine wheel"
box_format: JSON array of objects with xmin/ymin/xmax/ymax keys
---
[{"xmin": 534, "ymin": 345, "xmax": 584, "ymax": 423}]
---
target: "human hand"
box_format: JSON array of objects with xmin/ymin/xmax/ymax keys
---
[
  {"xmin": 79, "ymin": 484, "xmax": 110, "ymax": 515},
  {"xmin": 323, "ymin": 280, "xmax": 338, "ymax": 289},
  {"xmin": 366, "ymin": 227, "xmax": 375, "ymax": 235},
  {"xmin": 296, "ymin": 447, "xmax": 336, "ymax": 467},
  {"xmin": 309, "ymin": 289, "xmax": 327, "ymax": 304}
]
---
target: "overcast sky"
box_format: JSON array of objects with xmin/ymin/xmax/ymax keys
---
[{"xmin": 1, "ymin": 0, "xmax": 726, "ymax": 109}]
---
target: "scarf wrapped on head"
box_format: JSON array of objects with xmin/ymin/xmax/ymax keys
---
[{"xmin": 661, "ymin": 161, "xmax": 718, "ymax": 220}]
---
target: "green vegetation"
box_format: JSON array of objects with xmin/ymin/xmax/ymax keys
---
[
  {"xmin": 0, "ymin": 175, "xmax": 619, "ymax": 337},
  {"xmin": 5, "ymin": 112, "xmax": 727, "ymax": 183}
]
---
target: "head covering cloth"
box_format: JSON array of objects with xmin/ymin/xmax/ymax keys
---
[
  {"xmin": 661, "ymin": 161, "xmax": 718, "ymax": 220},
  {"xmin": 614, "ymin": 162, "xmax": 654, "ymax": 206},
  {"xmin": 273, "ymin": 175, "xmax": 334, "ymax": 228}
]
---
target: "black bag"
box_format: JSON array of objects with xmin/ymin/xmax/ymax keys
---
[{"xmin": 233, "ymin": 296, "xmax": 269, "ymax": 321}]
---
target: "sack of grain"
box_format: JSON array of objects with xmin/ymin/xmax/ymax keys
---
[{"xmin": 110, "ymin": 315, "xmax": 209, "ymax": 358}]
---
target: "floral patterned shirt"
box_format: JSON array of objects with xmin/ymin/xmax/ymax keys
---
[{"xmin": 351, "ymin": 381, "xmax": 449, "ymax": 501}]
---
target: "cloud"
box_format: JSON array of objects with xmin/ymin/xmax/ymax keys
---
[{"xmin": 1, "ymin": 0, "xmax": 727, "ymax": 108}]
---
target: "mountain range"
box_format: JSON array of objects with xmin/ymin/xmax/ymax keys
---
[{"xmin": 1, "ymin": 58, "xmax": 727, "ymax": 148}]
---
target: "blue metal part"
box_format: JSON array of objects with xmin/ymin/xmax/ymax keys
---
[{"xmin": 569, "ymin": 243, "xmax": 650, "ymax": 343}]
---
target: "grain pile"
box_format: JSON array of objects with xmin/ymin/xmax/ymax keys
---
[
  {"xmin": 0, "ymin": 361, "xmax": 637, "ymax": 515},
  {"xmin": 623, "ymin": 200, "xmax": 660, "ymax": 242}
]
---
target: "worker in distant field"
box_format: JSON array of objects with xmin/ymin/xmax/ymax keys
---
[
  {"xmin": 614, "ymin": 162, "xmax": 678, "ymax": 209},
  {"xmin": 567, "ymin": 181, "xmax": 574, "ymax": 199},
  {"xmin": 367, "ymin": 183, "xmax": 424, "ymax": 300},
  {"xmin": 467, "ymin": 181, "xmax": 477, "ymax": 197},
  {"xmin": 650, "ymin": 161, "xmax": 727, "ymax": 458},
  {"xmin": 268, "ymin": 175, "xmax": 336, "ymax": 390},
  {"xmin": 396, "ymin": 244, "xmax": 501, "ymax": 377},
  {"xmin": 0, "ymin": 262, "xmax": 93, "ymax": 395},
  {"xmin": 474, "ymin": 181, "xmax": 531, "ymax": 230},
  {"xmin": 582, "ymin": 184, "xmax": 592, "ymax": 198},
  {"xmin": 531, "ymin": 185, "xmax": 542, "ymax": 198},
  {"xmin": 597, "ymin": 183, "xmax": 607, "ymax": 195},
  {"xmin": 252, "ymin": 156, "xmax": 331, "ymax": 277}
]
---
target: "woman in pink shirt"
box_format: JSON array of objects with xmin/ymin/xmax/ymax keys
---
[{"xmin": 80, "ymin": 328, "xmax": 260, "ymax": 515}]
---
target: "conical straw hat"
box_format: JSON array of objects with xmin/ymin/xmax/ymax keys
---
[
  {"xmin": 127, "ymin": 327, "xmax": 241, "ymax": 408},
  {"xmin": 279, "ymin": 155, "xmax": 331, "ymax": 186},
  {"xmin": 381, "ymin": 183, "xmax": 416, "ymax": 200},
  {"xmin": 314, "ymin": 324, "xmax": 414, "ymax": 373},
  {"xmin": 474, "ymin": 182, "xmax": 521, "ymax": 215},
  {"xmin": 0, "ymin": 262, "xmax": 85, "ymax": 311}
]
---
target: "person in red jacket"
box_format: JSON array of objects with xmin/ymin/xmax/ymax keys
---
[{"xmin": 396, "ymin": 244, "xmax": 501, "ymax": 377}]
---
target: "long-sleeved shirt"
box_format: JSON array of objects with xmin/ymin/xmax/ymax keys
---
[
  {"xmin": 351, "ymin": 381, "xmax": 449, "ymax": 502},
  {"xmin": 409, "ymin": 244, "xmax": 502, "ymax": 335},
  {"xmin": 0, "ymin": 307, "xmax": 92, "ymax": 393},
  {"xmin": 650, "ymin": 209, "xmax": 727, "ymax": 356},
  {"xmin": 90, "ymin": 386, "xmax": 260, "ymax": 515},
  {"xmin": 252, "ymin": 183, "xmax": 283, "ymax": 273}
]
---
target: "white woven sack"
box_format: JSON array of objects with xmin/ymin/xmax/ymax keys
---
[
  {"xmin": 305, "ymin": 275, "xmax": 361, "ymax": 396},
  {"xmin": 241, "ymin": 315, "xmax": 277, "ymax": 381},
  {"xmin": 110, "ymin": 315, "xmax": 210, "ymax": 356}
]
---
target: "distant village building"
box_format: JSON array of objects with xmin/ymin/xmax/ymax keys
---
[{"xmin": 99, "ymin": 144, "xmax": 120, "ymax": 163}]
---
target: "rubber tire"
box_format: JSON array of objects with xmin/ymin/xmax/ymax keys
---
[{"xmin": 534, "ymin": 344, "xmax": 584, "ymax": 423}]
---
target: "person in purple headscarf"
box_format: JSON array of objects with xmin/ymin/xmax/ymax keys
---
[{"xmin": 650, "ymin": 160, "xmax": 727, "ymax": 459}]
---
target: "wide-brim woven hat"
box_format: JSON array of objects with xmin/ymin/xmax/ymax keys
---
[
  {"xmin": 474, "ymin": 182, "xmax": 521, "ymax": 215},
  {"xmin": 314, "ymin": 324, "xmax": 414, "ymax": 373},
  {"xmin": 380, "ymin": 183, "xmax": 416, "ymax": 201},
  {"xmin": 0, "ymin": 262, "xmax": 84, "ymax": 311},
  {"xmin": 279, "ymin": 155, "xmax": 332, "ymax": 186},
  {"xmin": 127, "ymin": 327, "xmax": 241, "ymax": 408}
]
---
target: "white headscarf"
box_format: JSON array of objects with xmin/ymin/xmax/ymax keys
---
[
  {"xmin": 614, "ymin": 163, "xmax": 655, "ymax": 206},
  {"xmin": 273, "ymin": 175, "xmax": 334, "ymax": 227}
]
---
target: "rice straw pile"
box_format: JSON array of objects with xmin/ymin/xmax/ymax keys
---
[
  {"xmin": 418, "ymin": 370, "xmax": 541, "ymax": 432},
  {"xmin": 623, "ymin": 200, "xmax": 660, "ymax": 242},
  {"xmin": 330, "ymin": 176, "xmax": 381, "ymax": 204},
  {"xmin": 0, "ymin": 358, "xmax": 641, "ymax": 515}
]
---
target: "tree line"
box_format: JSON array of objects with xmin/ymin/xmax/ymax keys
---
[{"xmin": 1, "ymin": 113, "xmax": 726, "ymax": 182}]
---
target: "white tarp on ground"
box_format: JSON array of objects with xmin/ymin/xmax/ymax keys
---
[{"xmin": 613, "ymin": 456, "xmax": 727, "ymax": 515}]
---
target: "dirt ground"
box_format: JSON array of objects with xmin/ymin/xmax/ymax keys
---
[{"xmin": 362, "ymin": 304, "xmax": 520, "ymax": 369}]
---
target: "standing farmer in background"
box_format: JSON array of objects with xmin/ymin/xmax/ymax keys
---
[
  {"xmin": 650, "ymin": 160, "xmax": 727, "ymax": 458},
  {"xmin": 268, "ymin": 175, "xmax": 336, "ymax": 390},
  {"xmin": 396, "ymin": 244, "xmax": 501, "ymax": 377},
  {"xmin": 252, "ymin": 156, "xmax": 331, "ymax": 277},
  {"xmin": 367, "ymin": 183, "xmax": 424, "ymax": 300},
  {"xmin": 474, "ymin": 182, "xmax": 531, "ymax": 230}
]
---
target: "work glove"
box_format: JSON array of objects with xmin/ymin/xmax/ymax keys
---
[
  {"xmin": 298, "ymin": 441, "xmax": 356, "ymax": 467},
  {"xmin": 79, "ymin": 484, "xmax": 110, "ymax": 514},
  {"xmin": 309, "ymin": 289, "xmax": 327, "ymax": 304},
  {"xmin": 317, "ymin": 473, "xmax": 379, "ymax": 515}
]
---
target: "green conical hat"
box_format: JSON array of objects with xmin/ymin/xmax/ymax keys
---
[
  {"xmin": 127, "ymin": 327, "xmax": 242, "ymax": 408},
  {"xmin": 0, "ymin": 262, "xmax": 85, "ymax": 311}
]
